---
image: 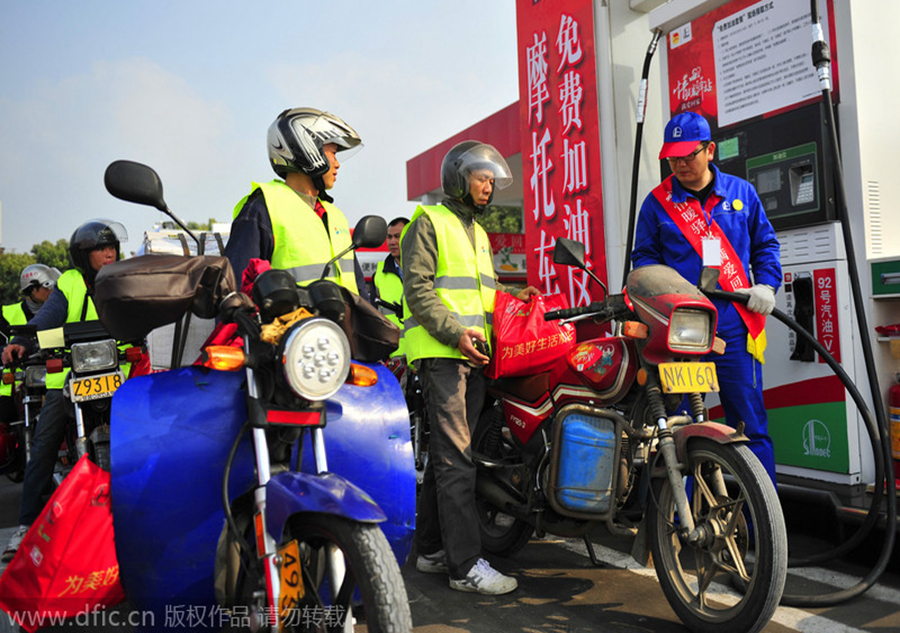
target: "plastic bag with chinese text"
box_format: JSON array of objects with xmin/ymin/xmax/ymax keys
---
[
  {"xmin": 486, "ymin": 292, "xmax": 576, "ymax": 379},
  {"xmin": 0, "ymin": 455, "xmax": 125, "ymax": 632}
]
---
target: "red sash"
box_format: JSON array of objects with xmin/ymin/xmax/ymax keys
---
[{"xmin": 651, "ymin": 176, "xmax": 767, "ymax": 362}]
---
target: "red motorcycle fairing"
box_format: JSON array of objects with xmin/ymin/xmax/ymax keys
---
[{"xmin": 672, "ymin": 421, "xmax": 748, "ymax": 463}]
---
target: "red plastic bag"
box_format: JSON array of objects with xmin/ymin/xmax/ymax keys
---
[
  {"xmin": 0, "ymin": 455, "xmax": 125, "ymax": 632},
  {"xmin": 486, "ymin": 292, "xmax": 576, "ymax": 379}
]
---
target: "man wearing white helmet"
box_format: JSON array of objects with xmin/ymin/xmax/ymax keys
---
[
  {"xmin": 0, "ymin": 264, "xmax": 61, "ymax": 456},
  {"xmin": 225, "ymin": 107, "xmax": 370, "ymax": 300}
]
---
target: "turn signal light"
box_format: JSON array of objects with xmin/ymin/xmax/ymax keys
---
[
  {"xmin": 712, "ymin": 337, "xmax": 727, "ymax": 355},
  {"xmin": 346, "ymin": 363, "xmax": 378, "ymax": 387},
  {"xmin": 124, "ymin": 346, "xmax": 144, "ymax": 364},
  {"xmin": 622, "ymin": 321, "xmax": 649, "ymax": 339},
  {"xmin": 1, "ymin": 372, "xmax": 13, "ymax": 385},
  {"xmin": 200, "ymin": 346, "xmax": 245, "ymax": 371},
  {"xmin": 46, "ymin": 359, "xmax": 64, "ymax": 374}
]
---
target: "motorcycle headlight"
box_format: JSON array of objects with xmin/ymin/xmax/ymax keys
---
[
  {"xmin": 668, "ymin": 308, "xmax": 713, "ymax": 352},
  {"xmin": 71, "ymin": 339, "xmax": 119, "ymax": 373},
  {"xmin": 24, "ymin": 366, "xmax": 46, "ymax": 388},
  {"xmin": 281, "ymin": 318, "xmax": 351, "ymax": 401}
]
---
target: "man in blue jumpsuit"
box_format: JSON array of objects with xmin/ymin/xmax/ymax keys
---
[{"xmin": 631, "ymin": 111, "xmax": 782, "ymax": 484}]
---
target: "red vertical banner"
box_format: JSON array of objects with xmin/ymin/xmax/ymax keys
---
[
  {"xmin": 813, "ymin": 267, "xmax": 840, "ymax": 364},
  {"xmin": 516, "ymin": 0, "xmax": 607, "ymax": 307}
]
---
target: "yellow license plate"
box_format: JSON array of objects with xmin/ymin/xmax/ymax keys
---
[
  {"xmin": 278, "ymin": 539, "xmax": 304, "ymax": 629},
  {"xmin": 70, "ymin": 371, "xmax": 124, "ymax": 402},
  {"xmin": 659, "ymin": 362, "xmax": 719, "ymax": 394}
]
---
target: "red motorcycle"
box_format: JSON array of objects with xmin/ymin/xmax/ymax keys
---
[{"xmin": 473, "ymin": 238, "xmax": 787, "ymax": 633}]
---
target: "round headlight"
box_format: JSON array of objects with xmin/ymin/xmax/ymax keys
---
[{"xmin": 281, "ymin": 318, "xmax": 351, "ymax": 401}]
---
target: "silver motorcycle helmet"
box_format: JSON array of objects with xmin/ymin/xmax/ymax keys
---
[
  {"xmin": 20, "ymin": 263, "xmax": 62, "ymax": 294},
  {"xmin": 68, "ymin": 219, "xmax": 128, "ymax": 275},
  {"xmin": 267, "ymin": 107, "xmax": 363, "ymax": 179},
  {"xmin": 440, "ymin": 141, "xmax": 513, "ymax": 201}
]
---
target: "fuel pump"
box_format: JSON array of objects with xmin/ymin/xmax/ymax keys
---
[{"xmin": 632, "ymin": 0, "xmax": 897, "ymax": 607}]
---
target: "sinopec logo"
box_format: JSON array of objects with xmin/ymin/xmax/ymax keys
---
[{"xmin": 802, "ymin": 419, "xmax": 831, "ymax": 458}]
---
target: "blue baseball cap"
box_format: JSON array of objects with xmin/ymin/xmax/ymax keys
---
[{"xmin": 659, "ymin": 111, "xmax": 711, "ymax": 159}]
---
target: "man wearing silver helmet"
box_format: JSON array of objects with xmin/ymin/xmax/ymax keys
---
[
  {"xmin": 0, "ymin": 264, "xmax": 61, "ymax": 466},
  {"xmin": 402, "ymin": 141, "xmax": 539, "ymax": 595},
  {"xmin": 225, "ymin": 107, "xmax": 370, "ymax": 300},
  {"xmin": 2, "ymin": 220, "xmax": 127, "ymax": 562}
]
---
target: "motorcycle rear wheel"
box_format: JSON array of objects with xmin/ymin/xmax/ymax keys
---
[
  {"xmin": 281, "ymin": 513, "xmax": 411, "ymax": 633},
  {"xmin": 472, "ymin": 404, "xmax": 534, "ymax": 557},
  {"xmin": 648, "ymin": 439, "xmax": 787, "ymax": 633}
]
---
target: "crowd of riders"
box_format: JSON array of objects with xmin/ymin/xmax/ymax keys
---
[{"xmin": 0, "ymin": 107, "xmax": 782, "ymax": 602}]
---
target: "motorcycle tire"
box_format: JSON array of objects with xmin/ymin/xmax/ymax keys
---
[
  {"xmin": 648, "ymin": 438, "xmax": 787, "ymax": 633},
  {"xmin": 471, "ymin": 404, "xmax": 534, "ymax": 557},
  {"xmin": 282, "ymin": 513, "xmax": 412, "ymax": 633}
]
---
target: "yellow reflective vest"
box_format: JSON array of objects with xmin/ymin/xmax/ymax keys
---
[
  {"xmin": 373, "ymin": 258, "xmax": 405, "ymax": 358},
  {"xmin": 233, "ymin": 180, "xmax": 359, "ymax": 294},
  {"xmin": 0, "ymin": 302, "xmax": 28, "ymax": 397},
  {"xmin": 402, "ymin": 205, "xmax": 496, "ymax": 364}
]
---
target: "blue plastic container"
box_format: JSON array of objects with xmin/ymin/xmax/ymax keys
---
[{"xmin": 555, "ymin": 412, "xmax": 617, "ymax": 513}]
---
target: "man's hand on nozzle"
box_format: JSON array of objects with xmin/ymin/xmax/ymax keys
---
[
  {"xmin": 1, "ymin": 344, "xmax": 25, "ymax": 366},
  {"xmin": 458, "ymin": 329, "xmax": 490, "ymax": 366},
  {"xmin": 736, "ymin": 284, "xmax": 776, "ymax": 315},
  {"xmin": 516, "ymin": 286, "xmax": 542, "ymax": 302}
]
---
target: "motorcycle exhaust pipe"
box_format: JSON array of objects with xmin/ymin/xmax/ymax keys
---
[{"xmin": 475, "ymin": 474, "xmax": 530, "ymax": 521}]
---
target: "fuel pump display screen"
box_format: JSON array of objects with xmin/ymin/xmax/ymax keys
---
[
  {"xmin": 756, "ymin": 168, "xmax": 781, "ymax": 195},
  {"xmin": 746, "ymin": 142, "xmax": 820, "ymax": 227},
  {"xmin": 717, "ymin": 137, "xmax": 740, "ymax": 162}
]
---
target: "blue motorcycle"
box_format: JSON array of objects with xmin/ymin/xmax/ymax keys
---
[{"xmin": 95, "ymin": 160, "xmax": 415, "ymax": 632}]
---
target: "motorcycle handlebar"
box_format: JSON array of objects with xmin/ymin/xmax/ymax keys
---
[{"xmin": 545, "ymin": 300, "xmax": 611, "ymax": 322}]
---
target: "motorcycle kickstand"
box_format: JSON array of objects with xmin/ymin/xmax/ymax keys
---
[{"xmin": 583, "ymin": 535, "xmax": 604, "ymax": 567}]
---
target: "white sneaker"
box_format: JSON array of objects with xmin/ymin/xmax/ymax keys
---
[
  {"xmin": 2, "ymin": 525, "xmax": 30, "ymax": 563},
  {"xmin": 449, "ymin": 558, "xmax": 518, "ymax": 595},
  {"xmin": 416, "ymin": 549, "xmax": 449, "ymax": 574}
]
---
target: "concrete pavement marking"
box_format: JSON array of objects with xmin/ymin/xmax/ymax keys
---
[{"xmin": 559, "ymin": 537, "xmax": 875, "ymax": 633}]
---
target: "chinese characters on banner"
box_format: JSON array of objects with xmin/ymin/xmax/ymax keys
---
[
  {"xmin": 516, "ymin": 0, "xmax": 607, "ymax": 307},
  {"xmin": 813, "ymin": 268, "xmax": 840, "ymax": 364}
]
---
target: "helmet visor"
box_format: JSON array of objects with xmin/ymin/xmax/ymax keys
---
[
  {"xmin": 71, "ymin": 220, "xmax": 129, "ymax": 250},
  {"xmin": 456, "ymin": 145, "xmax": 513, "ymax": 191}
]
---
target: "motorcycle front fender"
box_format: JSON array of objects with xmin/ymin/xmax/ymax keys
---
[
  {"xmin": 672, "ymin": 421, "xmax": 748, "ymax": 462},
  {"xmin": 266, "ymin": 470, "xmax": 387, "ymax": 542}
]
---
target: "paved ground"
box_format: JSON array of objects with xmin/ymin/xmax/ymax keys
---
[{"xmin": 1, "ymin": 474, "xmax": 899, "ymax": 632}]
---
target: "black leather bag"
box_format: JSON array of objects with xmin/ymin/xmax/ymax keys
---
[
  {"xmin": 339, "ymin": 286, "xmax": 400, "ymax": 362},
  {"xmin": 93, "ymin": 255, "xmax": 237, "ymax": 342}
]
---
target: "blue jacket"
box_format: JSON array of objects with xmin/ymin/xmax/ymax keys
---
[{"xmin": 631, "ymin": 164, "xmax": 781, "ymax": 333}]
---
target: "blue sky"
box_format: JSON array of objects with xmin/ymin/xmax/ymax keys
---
[{"xmin": 0, "ymin": 1, "xmax": 519, "ymax": 254}]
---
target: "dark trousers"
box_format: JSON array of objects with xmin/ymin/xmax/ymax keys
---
[
  {"xmin": 19, "ymin": 389, "xmax": 73, "ymax": 525},
  {"xmin": 415, "ymin": 358, "xmax": 485, "ymax": 579}
]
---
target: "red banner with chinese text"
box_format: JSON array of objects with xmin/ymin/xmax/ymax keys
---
[{"xmin": 516, "ymin": 0, "xmax": 607, "ymax": 307}]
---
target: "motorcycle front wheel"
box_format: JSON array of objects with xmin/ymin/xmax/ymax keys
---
[
  {"xmin": 281, "ymin": 513, "xmax": 411, "ymax": 633},
  {"xmin": 648, "ymin": 439, "xmax": 787, "ymax": 633}
]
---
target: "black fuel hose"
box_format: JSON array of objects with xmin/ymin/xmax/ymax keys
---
[
  {"xmin": 621, "ymin": 29, "xmax": 663, "ymax": 290},
  {"xmin": 706, "ymin": 286, "xmax": 895, "ymax": 605}
]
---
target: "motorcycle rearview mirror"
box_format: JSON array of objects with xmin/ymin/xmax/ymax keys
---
[
  {"xmin": 104, "ymin": 159, "xmax": 201, "ymax": 248},
  {"xmin": 698, "ymin": 266, "xmax": 721, "ymax": 294},
  {"xmin": 552, "ymin": 237, "xmax": 609, "ymax": 298},
  {"xmin": 319, "ymin": 215, "xmax": 388, "ymax": 280}
]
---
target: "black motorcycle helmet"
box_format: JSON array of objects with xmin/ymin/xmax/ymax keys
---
[
  {"xmin": 267, "ymin": 107, "xmax": 362, "ymax": 180},
  {"xmin": 440, "ymin": 141, "xmax": 513, "ymax": 207},
  {"xmin": 68, "ymin": 219, "xmax": 128, "ymax": 279}
]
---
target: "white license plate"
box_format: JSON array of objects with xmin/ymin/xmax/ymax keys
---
[
  {"xmin": 69, "ymin": 371, "xmax": 124, "ymax": 402},
  {"xmin": 658, "ymin": 362, "xmax": 719, "ymax": 394}
]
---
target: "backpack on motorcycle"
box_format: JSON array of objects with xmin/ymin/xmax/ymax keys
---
[{"xmin": 93, "ymin": 254, "xmax": 238, "ymax": 342}]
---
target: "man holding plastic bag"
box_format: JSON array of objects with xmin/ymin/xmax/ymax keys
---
[{"xmin": 402, "ymin": 141, "xmax": 539, "ymax": 595}]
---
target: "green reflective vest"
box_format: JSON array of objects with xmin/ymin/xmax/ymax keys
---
[
  {"xmin": 0, "ymin": 302, "xmax": 28, "ymax": 397},
  {"xmin": 46, "ymin": 270, "xmax": 130, "ymax": 390},
  {"xmin": 233, "ymin": 180, "xmax": 359, "ymax": 294},
  {"xmin": 402, "ymin": 205, "xmax": 496, "ymax": 364},
  {"xmin": 374, "ymin": 259, "xmax": 405, "ymax": 357}
]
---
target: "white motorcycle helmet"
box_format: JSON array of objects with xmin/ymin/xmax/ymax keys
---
[
  {"xmin": 20, "ymin": 263, "xmax": 62, "ymax": 295},
  {"xmin": 267, "ymin": 107, "xmax": 363, "ymax": 179}
]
